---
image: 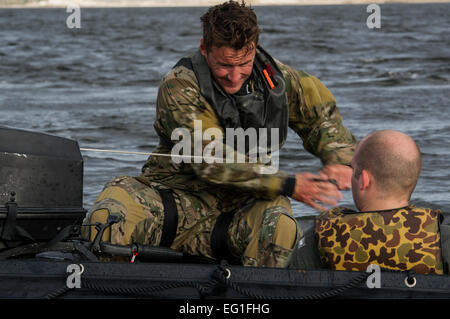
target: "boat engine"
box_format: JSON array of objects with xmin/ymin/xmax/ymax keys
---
[{"xmin": 0, "ymin": 126, "xmax": 86, "ymax": 247}]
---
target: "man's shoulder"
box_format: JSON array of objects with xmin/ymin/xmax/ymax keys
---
[
  {"xmin": 274, "ymin": 59, "xmax": 310, "ymax": 79},
  {"xmin": 160, "ymin": 60, "xmax": 199, "ymax": 90},
  {"xmin": 156, "ymin": 56, "xmax": 217, "ymax": 121}
]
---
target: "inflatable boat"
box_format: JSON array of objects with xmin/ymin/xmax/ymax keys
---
[{"xmin": 1, "ymin": 126, "xmax": 449, "ymax": 300}]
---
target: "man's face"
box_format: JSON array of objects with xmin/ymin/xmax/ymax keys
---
[{"xmin": 200, "ymin": 40, "xmax": 256, "ymax": 95}]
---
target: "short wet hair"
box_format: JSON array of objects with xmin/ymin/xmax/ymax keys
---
[{"xmin": 201, "ymin": 0, "xmax": 261, "ymax": 51}]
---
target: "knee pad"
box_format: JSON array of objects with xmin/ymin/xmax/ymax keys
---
[
  {"xmin": 241, "ymin": 206, "xmax": 302, "ymax": 267},
  {"xmin": 260, "ymin": 207, "xmax": 301, "ymax": 250},
  {"xmin": 83, "ymin": 195, "xmax": 129, "ymax": 245},
  {"xmin": 83, "ymin": 183, "xmax": 149, "ymax": 245},
  {"xmin": 83, "ymin": 208, "xmax": 110, "ymax": 242},
  {"xmin": 273, "ymin": 213, "xmax": 302, "ymax": 250}
]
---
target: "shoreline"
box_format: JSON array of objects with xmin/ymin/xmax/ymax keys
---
[{"xmin": 2, "ymin": 0, "xmax": 450, "ymax": 8}]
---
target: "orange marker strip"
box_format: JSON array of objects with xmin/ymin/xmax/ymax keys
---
[{"xmin": 263, "ymin": 69, "xmax": 275, "ymax": 89}]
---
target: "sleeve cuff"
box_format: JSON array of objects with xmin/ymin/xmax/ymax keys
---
[{"xmin": 280, "ymin": 175, "xmax": 296, "ymax": 197}]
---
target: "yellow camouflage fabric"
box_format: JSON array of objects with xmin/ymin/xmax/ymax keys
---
[{"xmin": 315, "ymin": 205, "xmax": 444, "ymax": 274}]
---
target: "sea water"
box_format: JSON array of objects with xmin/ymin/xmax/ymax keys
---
[{"xmin": 0, "ymin": 4, "xmax": 449, "ymax": 216}]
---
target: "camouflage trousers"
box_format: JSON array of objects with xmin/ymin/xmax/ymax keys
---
[{"xmin": 82, "ymin": 176, "xmax": 302, "ymax": 268}]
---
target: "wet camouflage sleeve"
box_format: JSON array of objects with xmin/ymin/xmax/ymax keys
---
[
  {"xmin": 277, "ymin": 61, "xmax": 357, "ymax": 166},
  {"xmin": 154, "ymin": 66, "xmax": 289, "ymax": 200}
]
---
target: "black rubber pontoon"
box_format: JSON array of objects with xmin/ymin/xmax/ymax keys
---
[{"xmin": 1, "ymin": 259, "xmax": 449, "ymax": 299}]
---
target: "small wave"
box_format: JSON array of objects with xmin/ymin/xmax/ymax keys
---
[
  {"xmin": 311, "ymin": 44, "xmax": 337, "ymax": 53},
  {"xmin": 427, "ymin": 74, "xmax": 450, "ymax": 83},
  {"xmin": 429, "ymin": 56, "xmax": 450, "ymax": 63},
  {"xmin": 359, "ymin": 57, "xmax": 388, "ymax": 64},
  {"xmin": 369, "ymin": 70, "xmax": 423, "ymax": 86},
  {"xmin": 78, "ymin": 137, "xmax": 102, "ymax": 144},
  {"xmin": 97, "ymin": 125, "xmax": 130, "ymax": 132},
  {"xmin": 376, "ymin": 71, "xmax": 419, "ymax": 79},
  {"xmin": 137, "ymin": 144, "xmax": 158, "ymax": 150},
  {"xmin": 55, "ymin": 65, "xmax": 74, "ymax": 72},
  {"xmin": 260, "ymin": 27, "xmax": 288, "ymax": 34}
]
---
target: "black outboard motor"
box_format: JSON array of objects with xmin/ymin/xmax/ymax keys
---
[{"xmin": 0, "ymin": 127, "xmax": 86, "ymax": 247}]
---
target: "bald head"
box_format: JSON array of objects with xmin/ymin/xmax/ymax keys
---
[{"xmin": 353, "ymin": 130, "xmax": 421, "ymax": 200}]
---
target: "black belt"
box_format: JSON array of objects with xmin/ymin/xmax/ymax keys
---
[{"xmin": 157, "ymin": 189, "xmax": 179, "ymax": 248}]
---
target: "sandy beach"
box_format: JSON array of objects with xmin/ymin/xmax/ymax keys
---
[{"xmin": 1, "ymin": 0, "xmax": 450, "ymax": 8}]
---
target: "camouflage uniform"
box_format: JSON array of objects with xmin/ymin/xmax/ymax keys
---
[
  {"xmin": 84, "ymin": 51, "xmax": 357, "ymax": 268},
  {"xmin": 315, "ymin": 205, "xmax": 444, "ymax": 274}
]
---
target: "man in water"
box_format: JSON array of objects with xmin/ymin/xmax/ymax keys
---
[
  {"xmin": 292, "ymin": 130, "xmax": 449, "ymax": 274},
  {"xmin": 83, "ymin": 1, "xmax": 357, "ymax": 267}
]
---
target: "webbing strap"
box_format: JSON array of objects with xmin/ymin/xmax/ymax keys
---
[
  {"xmin": 211, "ymin": 211, "xmax": 240, "ymax": 264},
  {"xmin": 157, "ymin": 189, "xmax": 179, "ymax": 248}
]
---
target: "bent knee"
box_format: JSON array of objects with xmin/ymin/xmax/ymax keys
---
[
  {"xmin": 85, "ymin": 208, "xmax": 110, "ymax": 242},
  {"xmin": 84, "ymin": 184, "xmax": 155, "ymax": 245}
]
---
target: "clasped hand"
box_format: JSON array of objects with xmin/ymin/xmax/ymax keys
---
[{"xmin": 291, "ymin": 164, "xmax": 352, "ymax": 211}]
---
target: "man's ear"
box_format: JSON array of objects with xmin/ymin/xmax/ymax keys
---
[
  {"xmin": 200, "ymin": 39, "xmax": 207, "ymax": 57},
  {"xmin": 360, "ymin": 169, "xmax": 371, "ymax": 190}
]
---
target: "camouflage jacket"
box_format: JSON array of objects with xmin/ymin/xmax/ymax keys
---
[
  {"xmin": 315, "ymin": 205, "xmax": 444, "ymax": 274},
  {"xmin": 140, "ymin": 49, "xmax": 356, "ymax": 210}
]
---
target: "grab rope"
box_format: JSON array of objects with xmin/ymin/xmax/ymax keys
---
[
  {"xmin": 212, "ymin": 262, "xmax": 371, "ymax": 300},
  {"xmin": 44, "ymin": 286, "xmax": 72, "ymax": 299},
  {"xmin": 44, "ymin": 277, "xmax": 220, "ymax": 299},
  {"xmin": 43, "ymin": 261, "xmax": 370, "ymax": 300}
]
